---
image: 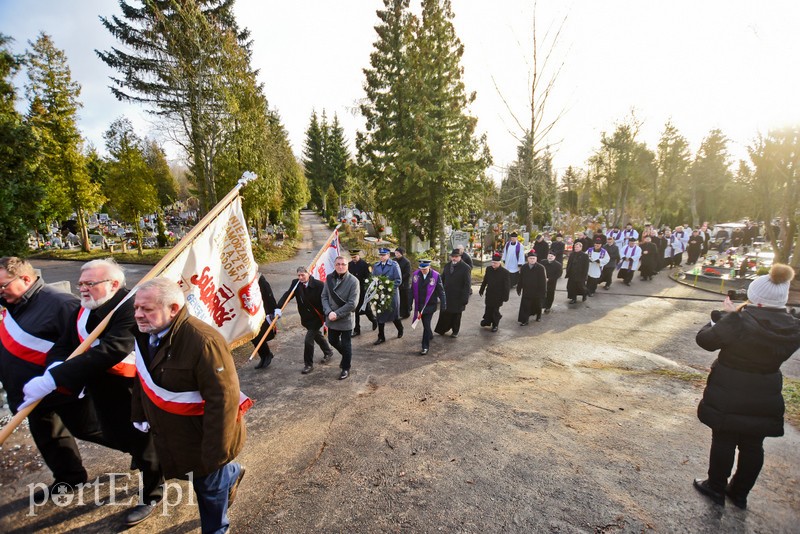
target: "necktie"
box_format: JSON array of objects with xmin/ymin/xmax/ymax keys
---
[{"xmin": 148, "ymin": 334, "xmax": 160, "ymax": 360}]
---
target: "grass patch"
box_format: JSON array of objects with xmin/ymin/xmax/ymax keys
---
[
  {"xmin": 651, "ymin": 368, "xmax": 707, "ymax": 385},
  {"xmin": 784, "ymin": 378, "xmax": 800, "ymax": 429},
  {"xmin": 30, "ymin": 248, "xmax": 168, "ymax": 264},
  {"xmin": 252, "ymin": 240, "xmax": 299, "ymax": 264}
]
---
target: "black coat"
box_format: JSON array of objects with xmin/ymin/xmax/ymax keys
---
[
  {"xmin": 396, "ymin": 255, "xmax": 412, "ymax": 289},
  {"xmin": 639, "ymin": 242, "xmax": 659, "ymax": 274},
  {"xmin": 517, "ymin": 262, "xmax": 547, "ymax": 299},
  {"xmin": 441, "ymin": 260, "xmax": 471, "ymax": 312},
  {"xmin": 479, "ymin": 266, "xmax": 510, "ymax": 307},
  {"xmin": 541, "ymin": 259, "xmax": 563, "ymax": 284},
  {"xmin": 256, "ymin": 275, "xmax": 278, "ymax": 341},
  {"xmin": 565, "ymin": 251, "xmax": 589, "ymax": 294},
  {"xmin": 460, "ymin": 251, "xmax": 474, "ymax": 269},
  {"xmin": 533, "ymin": 239, "xmax": 549, "ymax": 262},
  {"xmin": 278, "ymin": 278, "xmax": 326, "ymax": 330},
  {"xmin": 696, "ymin": 306, "xmax": 800, "ymax": 437},
  {"xmin": 550, "ymin": 240, "xmax": 566, "ymax": 263}
]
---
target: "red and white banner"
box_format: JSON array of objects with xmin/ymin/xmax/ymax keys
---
[
  {"xmin": 312, "ymin": 229, "xmax": 340, "ymax": 282},
  {"xmin": 160, "ymin": 197, "xmax": 264, "ymax": 348}
]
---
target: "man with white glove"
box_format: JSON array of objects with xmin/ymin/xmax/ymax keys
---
[{"xmin": 18, "ymin": 362, "xmax": 61, "ymax": 409}]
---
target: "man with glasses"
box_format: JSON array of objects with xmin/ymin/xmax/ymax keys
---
[
  {"xmin": 321, "ymin": 257, "xmax": 359, "ymax": 380},
  {"xmin": 0, "ymin": 257, "xmax": 108, "ymax": 497},
  {"xmin": 20, "ymin": 259, "xmax": 163, "ymax": 526}
]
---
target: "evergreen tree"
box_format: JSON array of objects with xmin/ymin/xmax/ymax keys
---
[
  {"xmin": 302, "ymin": 110, "xmax": 326, "ymax": 210},
  {"xmin": 0, "ymin": 34, "xmax": 44, "ymax": 255},
  {"xmin": 26, "ymin": 33, "xmax": 104, "ymax": 252},
  {"xmin": 654, "ymin": 121, "xmax": 691, "ymax": 226},
  {"xmin": 503, "ymin": 130, "xmax": 554, "ymax": 228},
  {"xmin": 103, "ymin": 117, "xmax": 158, "ymax": 255},
  {"xmin": 144, "ymin": 139, "xmax": 178, "ymax": 206},
  {"xmin": 559, "ymin": 166, "xmax": 580, "ymax": 213},
  {"xmin": 689, "ymin": 129, "xmax": 731, "ymax": 227},
  {"xmin": 325, "ymin": 114, "xmax": 351, "ymax": 200},
  {"xmin": 98, "ymin": 0, "xmax": 253, "ymax": 212}
]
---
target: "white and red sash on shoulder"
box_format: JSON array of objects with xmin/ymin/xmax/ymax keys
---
[
  {"xmin": 133, "ymin": 343, "xmax": 253, "ymax": 421},
  {"xmin": 0, "ymin": 308, "xmax": 53, "ymax": 366},
  {"xmin": 76, "ymin": 307, "xmax": 136, "ymax": 378}
]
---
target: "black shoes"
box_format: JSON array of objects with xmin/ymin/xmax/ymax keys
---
[
  {"xmin": 321, "ymin": 352, "xmax": 333, "ymax": 364},
  {"xmin": 450, "ymin": 333, "xmax": 458, "ymax": 338},
  {"xmin": 491, "ymin": 326, "xmax": 498, "ymax": 332},
  {"xmin": 726, "ymin": 484, "xmax": 748, "ymax": 509},
  {"xmin": 228, "ymin": 467, "xmax": 246, "ymax": 507},
  {"xmin": 535, "ymin": 317, "xmax": 541, "ymax": 322},
  {"xmin": 125, "ymin": 502, "xmax": 157, "ymax": 526},
  {"xmin": 373, "ymin": 337, "xmax": 385, "ymax": 345},
  {"xmin": 693, "ymin": 478, "xmax": 725, "ymax": 506},
  {"xmin": 569, "ymin": 298, "xmax": 577, "ymax": 304},
  {"xmin": 544, "ymin": 308, "xmax": 551, "ymax": 314},
  {"xmin": 603, "ymin": 285, "xmax": 610, "ymax": 290},
  {"xmin": 397, "ymin": 329, "xmax": 404, "ymax": 339},
  {"xmin": 582, "ymin": 295, "xmax": 587, "ymax": 302},
  {"xmin": 255, "ymin": 353, "xmax": 273, "ymax": 369},
  {"xmin": 625, "ymin": 281, "xmax": 631, "ymax": 286},
  {"xmin": 352, "ymin": 329, "xmax": 361, "ymax": 337},
  {"xmin": 420, "ymin": 348, "xmax": 429, "ymax": 355},
  {"xmin": 339, "ymin": 369, "xmax": 349, "ymax": 380},
  {"xmin": 301, "ymin": 365, "xmax": 313, "ymax": 374},
  {"xmin": 480, "ymin": 320, "xmax": 490, "ymax": 327},
  {"xmin": 520, "ymin": 322, "xmax": 528, "ymax": 326},
  {"xmin": 372, "ymin": 320, "xmax": 378, "ymax": 330}
]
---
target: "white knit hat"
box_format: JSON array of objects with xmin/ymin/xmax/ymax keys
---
[{"xmin": 747, "ymin": 264, "xmax": 794, "ymax": 308}]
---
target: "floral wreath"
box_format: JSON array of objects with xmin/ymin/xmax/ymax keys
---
[{"xmin": 369, "ymin": 274, "xmax": 395, "ymax": 315}]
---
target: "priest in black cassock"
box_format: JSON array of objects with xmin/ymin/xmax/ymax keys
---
[
  {"xmin": 434, "ymin": 249, "xmax": 472, "ymax": 338},
  {"xmin": 565, "ymin": 241, "xmax": 590, "ymax": 304},
  {"xmin": 516, "ymin": 252, "xmax": 547, "ymax": 325}
]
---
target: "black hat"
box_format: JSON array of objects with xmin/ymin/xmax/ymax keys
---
[
  {"xmin": 628, "ymin": 236, "xmax": 637, "ymax": 241},
  {"xmin": 492, "ymin": 252, "xmax": 502, "ymax": 261},
  {"xmin": 594, "ymin": 236, "xmax": 604, "ymax": 244},
  {"xmin": 349, "ymin": 249, "xmax": 361, "ymax": 255},
  {"xmin": 395, "ymin": 247, "xmax": 405, "ymax": 255},
  {"xmin": 555, "ymin": 233, "xmax": 563, "ymax": 238},
  {"xmin": 509, "ymin": 232, "xmax": 518, "ymax": 238},
  {"xmin": 450, "ymin": 248, "xmax": 461, "ymax": 256},
  {"xmin": 526, "ymin": 251, "xmax": 536, "ymax": 258}
]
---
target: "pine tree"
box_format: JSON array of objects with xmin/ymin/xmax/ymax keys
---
[
  {"xmin": 689, "ymin": 129, "xmax": 731, "ymax": 226},
  {"xmin": 654, "ymin": 121, "xmax": 691, "ymax": 226},
  {"xmin": 325, "ymin": 114, "xmax": 351, "ymax": 199},
  {"xmin": 302, "ymin": 110, "xmax": 326, "ymax": 210},
  {"xmin": 0, "ymin": 34, "xmax": 44, "ymax": 255},
  {"xmin": 26, "ymin": 33, "xmax": 104, "ymax": 252}
]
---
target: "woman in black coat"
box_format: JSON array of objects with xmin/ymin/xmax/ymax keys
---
[
  {"xmin": 693, "ymin": 264, "xmax": 800, "ymax": 509},
  {"xmin": 564, "ymin": 242, "xmax": 589, "ymax": 304}
]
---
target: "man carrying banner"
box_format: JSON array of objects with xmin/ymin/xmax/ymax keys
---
[
  {"xmin": 131, "ymin": 277, "xmax": 247, "ymax": 534},
  {"xmin": 410, "ymin": 259, "xmax": 446, "ymax": 355},
  {"xmin": 251, "ymin": 274, "xmax": 278, "ymax": 369},
  {"xmin": 0, "ymin": 257, "xmax": 110, "ymax": 497},
  {"xmin": 277, "ymin": 267, "xmax": 334, "ymax": 374},
  {"xmin": 321, "ymin": 256, "xmax": 359, "ymax": 380},
  {"xmin": 20, "ymin": 259, "xmax": 163, "ymax": 526}
]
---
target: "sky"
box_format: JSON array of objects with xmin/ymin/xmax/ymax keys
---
[{"xmin": 2, "ymin": 0, "xmax": 799, "ymax": 183}]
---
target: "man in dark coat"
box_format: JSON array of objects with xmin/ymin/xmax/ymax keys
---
[
  {"xmin": 348, "ymin": 250, "xmax": 377, "ymax": 337},
  {"xmin": 517, "ymin": 252, "xmax": 547, "ymax": 325},
  {"xmin": 638, "ymin": 235, "xmax": 659, "ymax": 281},
  {"xmin": 130, "ymin": 278, "xmax": 248, "ymax": 534},
  {"xmin": 457, "ymin": 245, "xmax": 474, "ymax": 269},
  {"xmin": 434, "ymin": 249, "xmax": 471, "ymax": 337},
  {"xmin": 479, "ymin": 253, "xmax": 510, "ymax": 332},
  {"xmin": 409, "ymin": 259, "xmax": 446, "ymax": 355},
  {"xmin": 277, "ymin": 266, "xmax": 333, "ymax": 374},
  {"xmin": 21, "ymin": 259, "xmax": 163, "ymax": 525},
  {"xmin": 601, "ymin": 236, "xmax": 620, "ymax": 290},
  {"xmin": 541, "ymin": 252, "xmax": 563, "ymax": 313},
  {"xmin": 686, "ymin": 229, "xmax": 703, "ymax": 265},
  {"xmin": 532, "ymin": 234, "xmax": 549, "ymax": 262},
  {"xmin": 252, "ymin": 274, "xmax": 279, "ymax": 369},
  {"xmin": 565, "ymin": 241, "xmax": 590, "ymax": 304},
  {"xmin": 550, "ymin": 234, "xmax": 566, "ymax": 264},
  {"xmin": 394, "ymin": 247, "xmax": 412, "ymax": 319},
  {"xmin": 0, "ymin": 257, "xmax": 110, "ymax": 496}
]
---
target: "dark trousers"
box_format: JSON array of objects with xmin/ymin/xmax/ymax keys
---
[
  {"xmin": 586, "ymin": 276, "xmax": 601, "ymax": 295},
  {"xmin": 328, "ymin": 329, "xmax": 352, "ymax": 370},
  {"xmin": 421, "ymin": 313, "xmax": 434, "ymax": 349},
  {"xmin": 509, "ymin": 271, "xmax": 520, "ymax": 287},
  {"xmin": 398, "ymin": 284, "xmax": 411, "ymax": 318},
  {"xmin": 544, "ymin": 282, "xmax": 557, "ymax": 310},
  {"xmin": 566, "ymin": 279, "xmax": 586, "ymax": 300},
  {"xmin": 482, "ymin": 306, "xmax": 502, "ymax": 327},
  {"xmin": 250, "ymin": 318, "xmax": 274, "ymax": 358},
  {"xmin": 687, "ymin": 249, "xmax": 701, "ymax": 264},
  {"xmin": 434, "ymin": 310, "xmax": 462, "ymax": 335},
  {"xmin": 192, "ymin": 461, "xmax": 241, "ymax": 534},
  {"xmin": 707, "ymin": 430, "xmax": 765, "ymax": 495},
  {"xmin": 377, "ymin": 319, "xmax": 403, "ymax": 340},
  {"xmin": 600, "ymin": 266, "xmax": 615, "ymax": 288},
  {"xmin": 354, "ymin": 305, "xmax": 376, "ymax": 333},
  {"xmin": 518, "ymin": 297, "xmax": 542, "ymax": 323},
  {"xmin": 304, "ymin": 328, "xmax": 332, "ymax": 366},
  {"xmin": 27, "ymin": 395, "xmax": 112, "ymax": 484},
  {"xmin": 618, "ymin": 269, "xmax": 635, "ymax": 284},
  {"xmin": 90, "ymin": 375, "xmax": 163, "ymax": 502}
]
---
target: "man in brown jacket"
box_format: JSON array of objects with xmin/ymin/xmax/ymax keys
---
[{"xmin": 132, "ymin": 277, "xmax": 248, "ymax": 533}]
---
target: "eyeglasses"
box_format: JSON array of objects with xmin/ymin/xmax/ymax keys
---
[
  {"xmin": 0, "ymin": 276, "xmax": 18, "ymax": 290},
  {"xmin": 77, "ymin": 280, "xmax": 110, "ymax": 289}
]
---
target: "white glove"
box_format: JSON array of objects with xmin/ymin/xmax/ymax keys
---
[
  {"xmin": 133, "ymin": 421, "xmax": 150, "ymax": 432},
  {"xmin": 273, "ymin": 308, "xmax": 282, "ymax": 318},
  {"xmin": 19, "ymin": 371, "xmax": 57, "ymax": 410}
]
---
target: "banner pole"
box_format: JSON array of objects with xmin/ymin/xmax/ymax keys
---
[
  {"xmin": 249, "ymin": 224, "xmax": 341, "ymax": 360},
  {"xmin": 0, "ymin": 172, "xmax": 258, "ymax": 446}
]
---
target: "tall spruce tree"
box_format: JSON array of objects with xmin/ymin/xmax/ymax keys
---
[
  {"xmin": 410, "ymin": 0, "xmax": 491, "ymax": 258},
  {"xmin": 98, "ymin": 0, "xmax": 253, "ymax": 212},
  {"xmin": 26, "ymin": 33, "xmax": 104, "ymax": 252},
  {"xmin": 654, "ymin": 121, "xmax": 691, "ymax": 226},
  {"xmin": 302, "ymin": 110, "xmax": 326, "ymax": 210},
  {"xmin": 325, "ymin": 114, "xmax": 351, "ymax": 199},
  {"xmin": 689, "ymin": 129, "xmax": 731, "ymax": 227},
  {"xmin": 0, "ymin": 34, "xmax": 44, "ymax": 255}
]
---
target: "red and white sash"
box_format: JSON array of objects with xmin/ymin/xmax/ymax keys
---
[
  {"xmin": 0, "ymin": 308, "xmax": 53, "ymax": 366},
  {"xmin": 76, "ymin": 307, "xmax": 136, "ymax": 378},
  {"xmin": 134, "ymin": 343, "xmax": 253, "ymax": 420}
]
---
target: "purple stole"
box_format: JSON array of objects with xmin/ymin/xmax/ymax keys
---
[{"xmin": 411, "ymin": 269, "xmax": 440, "ymax": 316}]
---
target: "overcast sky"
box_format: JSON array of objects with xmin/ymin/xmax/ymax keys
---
[{"xmin": 2, "ymin": 0, "xmax": 798, "ymax": 182}]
